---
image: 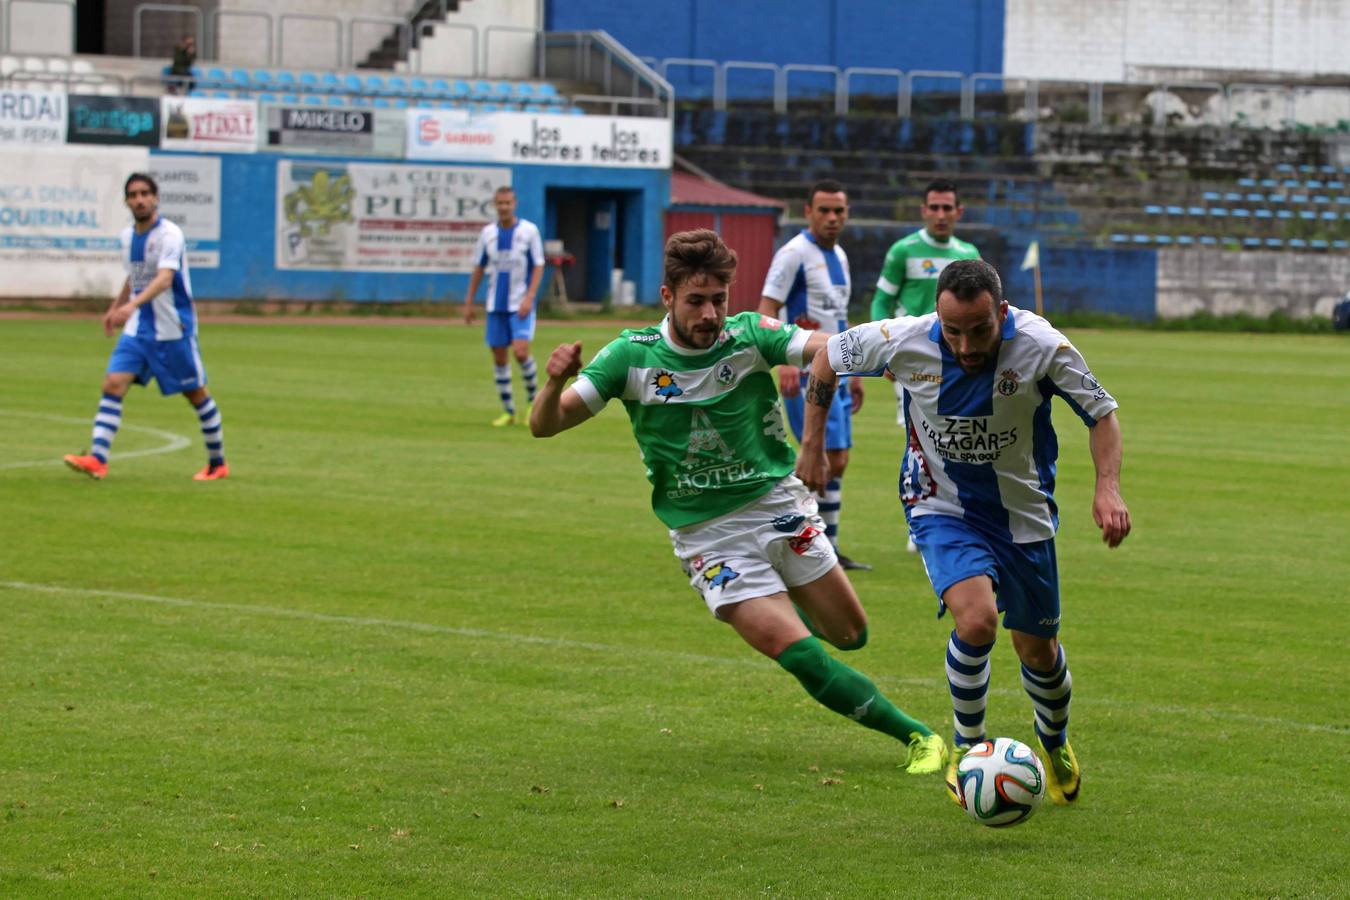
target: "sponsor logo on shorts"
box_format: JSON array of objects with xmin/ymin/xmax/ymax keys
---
[
  {"xmin": 997, "ymin": 368, "xmax": 1021, "ymax": 397},
  {"xmin": 715, "ymin": 361, "xmax": 735, "ymax": 385},
  {"xmin": 651, "ymin": 370, "xmax": 683, "ymax": 400},
  {"xmin": 1039, "ymin": 616, "xmax": 1060, "ymax": 626},
  {"xmin": 701, "ymin": 562, "xmax": 740, "ymax": 589},
  {"xmin": 787, "ymin": 525, "xmax": 821, "ymax": 555},
  {"xmin": 771, "ymin": 513, "xmax": 806, "ymax": 533}
]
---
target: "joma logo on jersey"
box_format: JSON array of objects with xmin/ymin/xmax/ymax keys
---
[{"xmin": 910, "ymin": 372, "xmax": 943, "ymax": 384}]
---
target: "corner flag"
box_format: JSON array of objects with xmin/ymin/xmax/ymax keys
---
[{"xmin": 1020, "ymin": 241, "xmax": 1040, "ymax": 271}]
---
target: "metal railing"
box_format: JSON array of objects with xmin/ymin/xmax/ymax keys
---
[
  {"xmin": 348, "ymin": 15, "xmax": 409, "ymax": 71},
  {"xmin": 544, "ymin": 30, "xmax": 671, "ymax": 118}
]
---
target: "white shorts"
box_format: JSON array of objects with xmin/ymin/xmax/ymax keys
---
[{"xmin": 669, "ymin": 476, "xmax": 838, "ymax": 618}]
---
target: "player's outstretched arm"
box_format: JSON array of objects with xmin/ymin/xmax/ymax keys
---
[
  {"xmin": 794, "ymin": 333, "xmax": 836, "ymax": 494},
  {"xmin": 1088, "ymin": 411, "xmax": 1131, "ymax": 548},
  {"xmin": 529, "ymin": 341, "xmax": 594, "ymax": 437}
]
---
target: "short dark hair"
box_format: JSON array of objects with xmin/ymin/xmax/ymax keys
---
[
  {"xmin": 494, "ymin": 185, "xmax": 515, "ymax": 198},
  {"xmin": 924, "ymin": 178, "xmax": 960, "ymax": 205},
  {"xmin": 936, "ymin": 258, "xmax": 1002, "ymax": 304},
  {"xmin": 124, "ymin": 172, "xmax": 158, "ymax": 197},
  {"xmin": 663, "ymin": 229, "xmax": 737, "ymax": 290},
  {"xmin": 807, "ymin": 179, "xmax": 846, "ymax": 206}
]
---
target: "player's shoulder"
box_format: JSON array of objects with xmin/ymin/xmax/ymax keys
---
[
  {"xmin": 516, "ymin": 218, "xmax": 541, "ymax": 237},
  {"xmin": 119, "ymin": 224, "xmax": 133, "ymax": 242},
  {"xmin": 773, "ymin": 232, "xmax": 810, "ymax": 259},
  {"xmin": 874, "ymin": 312, "xmax": 935, "ymax": 345},
  {"xmin": 1009, "ymin": 306, "xmax": 1068, "ymax": 347},
  {"xmin": 156, "ymin": 218, "xmax": 186, "ymax": 241},
  {"xmin": 952, "ymin": 236, "xmax": 981, "ymax": 256},
  {"xmin": 478, "ymin": 221, "xmax": 497, "ymax": 239},
  {"xmin": 889, "ymin": 230, "xmax": 926, "ymax": 253}
]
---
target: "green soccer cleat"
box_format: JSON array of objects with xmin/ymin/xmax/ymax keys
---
[
  {"xmin": 945, "ymin": 741, "xmax": 971, "ymax": 805},
  {"xmin": 491, "ymin": 412, "xmax": 516, "ymax": 427},
  {"xmin": 903, "ymin": 732, "xmax": 948, "ymax": 775},
  {"xmin": 1039, "ymin": 739, "xmax": 1082, "ymax": 805}
]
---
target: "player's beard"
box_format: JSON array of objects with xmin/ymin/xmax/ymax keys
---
[{"xmin": 671, "ymin": 315, "xmax": 720, "ymax": 349}]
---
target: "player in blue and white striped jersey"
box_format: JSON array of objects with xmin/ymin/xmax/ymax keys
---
[
  {"xmin": 464, "ymin": 186, "xmax": 545, "ymax": 427},
  {"xmin": 797, "ymin": 258, "xmax": 1131, "ymax": 808},
  {"xmin": 758, "ymin": 180, "xmax": 869, "ymax": 570},
  {"xmin": 64, "ymin": 172, "xmax": 227, "ymax": 482}
]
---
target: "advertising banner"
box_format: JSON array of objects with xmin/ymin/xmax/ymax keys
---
[
  {"xmin": 160, "ymin": 97, "xmax": 258, "ymax": 153},
  {"xmin": 67, "ymin": 94, "xmax": 159, "ymax": 146},
  {"xmin": 0, "ymin": 146, "xmax": 150, "ymax": 296},
  {"xmin": 0, "ymin": 90, "xmax": 66, "ymax": 145},
  {"xmin": 405, "ymin": 110, "xmax": 671, "ymax": 169},
  {"xmin": 263, "ymin": 104, "xmax": 405, "ymax": 157},
  {"xmin": 148, "ymin": 155, "xmax": 221, "ymax": 269},
  {"xmin": 276, "ymin": 160, "xmax": 509, "ymax": 273}
]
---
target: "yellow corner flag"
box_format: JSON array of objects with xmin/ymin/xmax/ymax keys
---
[{"xmin": 1020, "ymin": 241, "xmax": 1040, "ymax": 271}]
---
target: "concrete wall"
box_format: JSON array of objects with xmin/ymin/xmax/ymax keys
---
[
  {"xmin": 1005, "ymin": 0, "xmax": 1350, "ymax": 82},
  {"xmin": 6, "ymin": 0, "xmax": 75, "ymax": 55},
  {"xmin": 213, "ymin": 0, "xmax": 418, "ymax": 70},
  {"xmin": 1157, "ymin": 248, "xmax": 1349, "ymax": 319},
  {"xmin": 418, "ymin": 0, "xmax": 539, "ymax": 78}
]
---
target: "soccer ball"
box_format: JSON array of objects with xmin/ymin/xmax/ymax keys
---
[{"xmin": 954, "ymin": 737, "xmax": 1046, "ymax": 827}]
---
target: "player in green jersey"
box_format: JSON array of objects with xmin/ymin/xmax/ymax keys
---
[
  {"xmin": 870, "ymin": 179, "xmax": 981, "ymax": 321},
  {"xmin": 530, "ymin": 230, "xmax": 946, "ymax": 774}
]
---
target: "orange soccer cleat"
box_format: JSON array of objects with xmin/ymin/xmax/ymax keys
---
[
  {"xmin": 192, "ymin": 462, "xmax": 230, "ymax": 481},
  {"xmin": 63, "ymin": 454, "xmax": 108, "ymax": 480}
]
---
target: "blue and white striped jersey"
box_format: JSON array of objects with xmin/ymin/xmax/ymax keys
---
[
  {"xmin": 761, "ymin": 230, "xmax": 851, "ymax": 334},
  {"xmin": 121, "ymin": 218, "xmax": 194, "ymax": 341},
  {"xmin": 827, "ymin": 307, "xmax": 1119, "ymax": 543},
  {"xmin": 474, "ymin": 218, "xmax": 544, "ymax": 314}
]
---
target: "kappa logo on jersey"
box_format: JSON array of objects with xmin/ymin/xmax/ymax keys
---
[
  {"xmin": 715, "ymin": 361, "xmax": 735, "ymax": 385},
  {"xmin": 787, "ymin": 525, "xmax": 821, "ymax": 555},
  {"xmin": 758, "ymin": 315, "xmax": 782, "ymax": 331},
  {"xmin": 629, "ymin": 332, "xmax": 662, "ymax": 343},
  {"xmin": 771, "ymin": 514, "xmax": 806, "ymax": 533},
  {"xmin": 651, "ymin": 370, "xmax": 683, "ymax": 400},
  {"xmin": 997, "ymin": 368, "xmax": 1021, "ymax": 397},
  {"xmin": 702, "ymin": 562, "xmax": 740, "ymax": 589}
]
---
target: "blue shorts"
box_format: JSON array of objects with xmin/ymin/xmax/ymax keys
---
[
  {"xmin": 485, "ymin": 309, "xmax": 536, "ymax": 348},
  {"xmin": 784, "ymin": 374, "xmax": 852, "ymax": 451},
  {"xmin": 107, "ymin": 333, "xmax": 208, "ymax": 396},
  {"xmin": 909, "ymin": 514, "xmax": 1062, "ymax": 637}
]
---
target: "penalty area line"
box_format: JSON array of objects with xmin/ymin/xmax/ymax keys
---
[{"xmin": 1, "ymin": 580, "xmax": 1344, "ymax": 736}]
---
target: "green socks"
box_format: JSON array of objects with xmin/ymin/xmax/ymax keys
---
[{"xmin": 777, "ymin": 636, "xmax": 932, "ymax": 742}]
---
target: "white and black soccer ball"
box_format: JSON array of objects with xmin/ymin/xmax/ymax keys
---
[{"xmin": 954, "ymin": 737, "xmax": 1046, "ymax": 827}]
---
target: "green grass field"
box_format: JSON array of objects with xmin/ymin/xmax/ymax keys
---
[{"xmin": 2, "ymin": 317, "xmax": 1347, "ymax": 898}]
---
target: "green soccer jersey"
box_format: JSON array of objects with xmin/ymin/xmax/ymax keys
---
[
  {"xmin": 573, "ymin": 311, "xmax": 810, "ymax": 529},
  {"xmin": 870, "ymin": 228, "xmax": 981, "ymax": 320}
]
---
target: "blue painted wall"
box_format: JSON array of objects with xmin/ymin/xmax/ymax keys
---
[
  {"xmin": 158, "ymin": 149, "xmax": 669, "ymax": 303},
  {"xmin": 1000, "ymin": 243, "xmax": 1158, "ymax": 321},
  {"xmin": 547, "ymin": 0, "xmax": 1004, "ymax": 73}
]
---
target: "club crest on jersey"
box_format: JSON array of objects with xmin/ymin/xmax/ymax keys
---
[
  {"xmin": 787, "ymin": 526, "xmax": 821, "ymax": 555},
  {"xmin": 715, "ymin": 362, "xmax": 735, "ymax": 385},
  {"xmin": 921, "ymin": 258, "xmax": 938, "ymax": 275},
  {"xmin": 997, "ymin": 368, "xmax": 1021, "ymax": 396},
  {"xmin": 652, "ymin": 370, "xmax": 683, "ymax": 400},
  {"xmin": 771, "ymin": 514, "xmax": 806, "ymax": 533},
  {"xmin": 702, "ymin": 562, "xmax": 740, "ymax": 589}
]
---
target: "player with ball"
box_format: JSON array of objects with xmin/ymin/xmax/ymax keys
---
[{"xmin": 797, "ymin": 259, "xmax": 1131, "ymax": 809}]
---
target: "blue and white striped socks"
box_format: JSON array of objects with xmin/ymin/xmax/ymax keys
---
[
  {"xmin": 520, "ymin": 357, "xmax": 538, "ymax": 403},
  {"xmin": 1022, "ymin": 644, "xmax": 1073, "ymax": 750},
  {"xmin": 193, "ymin": 396, "xmax": 225, "ymax": 466},
  {"xmin": 946, "ymin": 631, "xmax": 993, "ymax": 748},
  {"xmin": 494, "ymin": 363, "xmax": 514, "ymax": 414},
  {"xmin": 820, "ymin": 478, "xmax": 842, "ymax": 548},
  {"xmin": 90, "ymin": 393, "xmax": 123, "ymax": 463}
]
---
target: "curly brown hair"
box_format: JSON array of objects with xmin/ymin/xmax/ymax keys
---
[{"xmin": 663, "ymin": 229, "xmax": 737, "ymax": 290}]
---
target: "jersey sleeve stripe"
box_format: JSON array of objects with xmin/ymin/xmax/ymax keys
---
[
  {"xmin": 876, "ymin": 275, "xmax": 899, "ymax": 295},
  {"xmin": 572, "ymin": 376, "xmax": 606, "ymax": 414},
  {"xmin": 785, "ymin": 328, "xmax": 810, "ymax": 367}
]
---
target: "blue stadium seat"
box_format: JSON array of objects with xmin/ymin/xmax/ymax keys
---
[
  {"xmin": 298, "ymin": 72, "xmax": 319, "ymax": 92},
  {"xmin": 409, "ymin": 77, "xmax": 430, "ymax": 96},
  {"xmin": 477, "ymin": 102, "xmax": 501, "ymax": 113},
  {"xmin": 1299, "ymin": 210, "xmax": 1316, "ymax": 220},
  {"xmin": 211, "ymin": 90, "xmax": 232, "ymax": 99},
  {"xmin": 1144, "ymin": 205, "xmax": 1163, "ymax": 215},
  {"xmin": 1321, "ymin": 165, "xmax": 1337, "ymax": 174},
  {"xmin": 1309, "ymin": 239, "xmax": 1329, "ymax": 249},
  {"xmin": 1175, "ymin": 235, "xmax": 1194, "ymax": 245},
  {"xmin": 365, "ymin": 75, "xmax": 388, "ymax": 94},
  {"xmin": 525, "ymin": 103, "xmax": 547, "ymax": 113},
  {"xmin": 1258, "ymin": 178, "xmax": 1277, "ymax": 188},
  {"xmin": 1166, "ymin": 205, "xmax": 1184, "ymax": 215},
  {"xmin": 1109, "ymin": 234, "xmax": 1129, "ymax": 243},
  {"xmin": 274, "ymin": 71, "xmax": 296, "ymax": 90},
  {"xmin": 1199, "ymin": 236, "xmax": 1218, "ymax": 245},
  {"xmin": 1231, "ymin": 209, "xmax": 1251, "ymax": 218},
  {"xmin": 372, "ymin": 97, "xmax": 391, "ymax": 108},
  {"xmin": 188, "ymin": 89, "xmax": 207, "ymax": 98},
  {"xmin": 471, "ymin": 80, "xmax": 495, "ymax": 100},
  {"xmin": 387, "ymin": 76, "xmax": 410, "ymax": 95},
  {"xmin": 1236, "ymin": 177, "xmax": 1256, "ymax": 187},
  {"xmin": 1313, "ymin": 194, "xmax": 1331, "ymax": 204},
  {"xmin": 494, "ymin": 80, "xmax": 514, "ymax": 100},
  {"xmin": 1130, "ymin": 235, "xmax": 1150, "ymax": 244},
  {"xmin": 1201, "ymin": 191, "xmax": 1221, "ymax": 202},
  {"xmin": 1241, "ymin": 237, "xmax": 1261, "ymax": 248},
  {"xmin": 392, "ymin": 98, "xmax": 410, "ymax": 109},
  {"xmin": 1275, "ymin": 163, "xmax": 1294, "ymax": 172},
  {"xmin": 1209, "ymin": 208, "xmax": 1228, "ymax": 217},
  {"xmin": 437, "ymin": 99, "xmax": 460, "ymax": 109},
  {"xmin": 343, "ymin": 74, "xmax": 363, "ymax": 94},
  {"xmin": 326, "ymin": 95, "xmax": 347, "ymax": 107},
  {"xmin": 545, "ymin": 104, "xmax": 565, "ymax": 114},
  {"xmin": 1321, "ymin": 211, "xmax": 1338, "ymax": 220},
  {"xmin": 350, "ymin": 95, "xmax": 371, "ymax": 107},
  {"xmin": 1327, "ymin": 179, "xmax": 1344, "ymax": 190},
  {"xmin": 1277, "ymin": 210, "xmax": 1293, "ymax": 219},
  {"xmin": 1254, "ymin": 209, "xmax": 1272, "ymax": 219},
  {"xmin": 569, "ymin": 106, "xmax": 585, "ymax": 115},
  {"xmin": 1245, "ymin": 193, "xmax": 1263, "ymax": 202},
  {"xmin": 257, "ymin": 92, "xmax": 276, "ymax": 103},
  {"xmin": 203, "ymin": 67, "xmax": 229, "ymax": 88},
  {"xmin": 1154, "ymin": 235, "xmax": 1173, "ymax": 244},
  {"xmin": 1264, "ymin": 238, "xmax": 1283, "ymax": 248},
  {"xmin": 1298, "ymin": 164, "xmax": 1315, "ymax": 173},
  {"xmin": 1223, "ymin": 192, "xmax": 1242, "ymax": 202},
  {"xmin": 1187, "ymin": 206, "xmax": 1206, "ymax": 216},
  {"xmin": 230, "ymin": 68, "xmax": 250, "ymax": 87},
  {"xmin": 1306, "ymin": 179, "xmax": 1324, "ymax": 189},
  {"xmin": 322, "ymin": 73, "xmax": 342, "ymax": 93},
  {"xmin": 280, "ymin": 94, "xmax": 299, "ymax": 104},
  {"xmin": 251, "ymin": 70, "xmax": 272, "ymax": 87},
  {"xmin": 452, "ymin": 80, "xmax": 471, "ymax": 97},
  {"xmin": 1288, "ymin": 238, "xmax": 1307, "ymax": 248},
  {"xmin": 1332, "ymin": 240, "xmax": 1349, "ymax": 250},
  {"xmin": 1291, "ymin": 194, "xmax": 1308, "ymax": 203},
  {"xmin": 1268, "ymin": 193, "xmax": 1286, "ymax": 202},
  {"xmin": 429, "ymin": 79, "xmax": 452, "ymax": 98},
  {"xmin": 304, "ymin": 94, "xmax": 324, "ymax": 105},
  {"xmin": 1338, "ymin": 196, "xmax": 1350, "ymax": 205},
  {"xmin": 1282, "ymin": 179, "xmax": 1300, "ymax": 188},
  {"xmin": 536, "ymin": 82, "xmax": 559, "ymax": 98}
]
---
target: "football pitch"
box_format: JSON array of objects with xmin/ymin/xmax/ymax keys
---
[{"xmin": 2, "ymin": 317, "xmax": 1347, "ymax": 898}]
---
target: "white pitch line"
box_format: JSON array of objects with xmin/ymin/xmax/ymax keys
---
[
  {"xmin": 1, "ymin": 580, "xmax": 1344, "ymax": 736},
  {"xmin": 0, "ymin": 411, "xmax": 191, "ymax": 470}
]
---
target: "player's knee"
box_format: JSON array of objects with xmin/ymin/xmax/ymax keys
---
[
  {"xmin": 1018, "ymin": 640, "xmax": 1059, "ymax": 672},
  {"xmin": 831, "ymin": 625, "xmax": 868, "ymax": 651},
  {"xmin": 953, "ymin": 608, "xmax": 998, "ymax": 646},
  {"xmin": 100, "ymin": 376, "xmax": 127, "ymax": 396},
  {"xmin": 776, "ymin": 636, "xmax": 831, "ymax": 694}
]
